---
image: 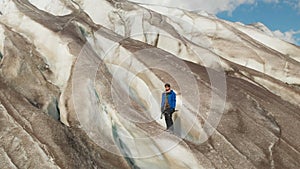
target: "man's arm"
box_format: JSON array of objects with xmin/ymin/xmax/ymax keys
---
[
  {"xmin": 171, "ymin": 92, "xmax": 176, "ymax": 112},
  {"xmin": 174, "ymin": 92, "xmax": 176, "ymax": 108},
  {"xmin": 160, "ymin": 93, "xmax": 166, "ymax": 119},
  {"xmin": 161, "ymin": 93, "xmax": 165, "ymax": 113}
]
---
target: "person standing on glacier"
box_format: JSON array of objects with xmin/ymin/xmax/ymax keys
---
[{"xmin": 161, "ymin": 83, "xmax": 176, "ymax": 132}]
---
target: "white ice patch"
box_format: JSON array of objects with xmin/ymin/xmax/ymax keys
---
[
  {"xmin": 86, "ymin": 30, "xmax": 118, "ymax": 60},
  {"xmin": 0, "ymin": 0, "xmax": 74, "ymax": 87},
  {"xmin": 235, "ymin": 24, "xmax": 300, "ymax": 63},
  {"xmin": 78, "ymin": 0, "xmax": 114, "ymax": 28},
  {"xmin": 253, "ymin": 76, "xmax": 300, "ymax": 106},
  {"xmin": 154, "ymin": 138, "xmax": 203, "ymax": 169},
  {"xmin": 108, "ymin": 64, "xmax": 165, "ymax": 125},
  {"xmin": 248, "ymin": 22, "xmax": 274, "ymax": 37},
  {"xmin": 0, "ymin": 26, "xmax": 5, "ymax": 56},
  {"xmin": 28, "ymin": 0, "xmax": 72, "ymax": 16}
]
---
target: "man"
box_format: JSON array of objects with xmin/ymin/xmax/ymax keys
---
[{"xmin": 161, "ymin": 83, "xmax": 176, "ymax": 132}]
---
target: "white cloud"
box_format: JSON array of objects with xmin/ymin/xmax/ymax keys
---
[
  {"xmin": 263, "ymin": 0, "xmax": 279, "ymax": 3},
  {"xmin": 272, "ymin": 30, "xmax": 300, "ymax": 45},
  {"xmin": 283, "ymin": 1, "xmax": 300, "ymax": 13}
]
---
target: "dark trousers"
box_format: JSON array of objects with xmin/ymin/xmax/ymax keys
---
[{"xmin": 164, "ymin": 108, "xmax": 174, "ymax": 131}]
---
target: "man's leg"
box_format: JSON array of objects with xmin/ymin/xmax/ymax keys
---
[
  {"xmin": 164, "ymin": 109, "xmax": 174, "ymax": 131},
  {"xmin": 168, "ymin": 113, "xmax": 174, "ymax": 132}
]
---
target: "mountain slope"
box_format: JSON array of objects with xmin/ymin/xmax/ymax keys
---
[{"xmin": 0, "ymin": 0, "xmax": 299, "ymax": 168}]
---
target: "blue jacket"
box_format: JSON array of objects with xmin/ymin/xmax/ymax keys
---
[{"xmin": 161, "ymin": 90, "xmax": 176, "ymax": 111}]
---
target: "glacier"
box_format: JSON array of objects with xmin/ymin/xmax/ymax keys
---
[{"xmin": 0, "ymin": 0, "xmax": 300, "ymax": 169}]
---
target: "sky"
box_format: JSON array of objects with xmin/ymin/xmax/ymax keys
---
[
  {"xmin": 129, "ymin": 0, "xmax": 300, "ymax": 45},
  {"xmin": 217, "ymin": 0, "xmax": 300, "ymax": 45}
]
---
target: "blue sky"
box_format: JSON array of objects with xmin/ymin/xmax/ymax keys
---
[
  {"xmin": 217, "ymin": 1, "xmax": 300, "ymax": 45},
  {"xmin": 130, "ymin": 0, "xmax": 300, "ymax": 45}
]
